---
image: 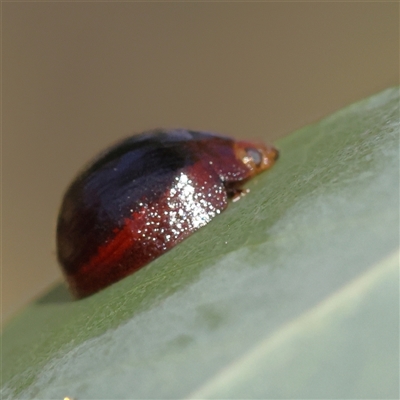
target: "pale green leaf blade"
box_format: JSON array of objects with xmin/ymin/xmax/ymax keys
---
[{"xmin": 2, "ymin": 87, "xmax": 399, "ymax": 399}]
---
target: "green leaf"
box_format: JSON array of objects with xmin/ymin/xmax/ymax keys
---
[{"xmin": 2, "ymin": 87, "xmax": 399, "ymax": 399}]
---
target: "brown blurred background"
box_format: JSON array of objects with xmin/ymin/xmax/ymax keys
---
[{"xmin": 2, "ymin": 2, "xmax": 399, "ymax": 325}]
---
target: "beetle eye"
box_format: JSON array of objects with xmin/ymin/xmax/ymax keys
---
[{"xmin": 245, "ymin": 148, "xmax": 262, "ymax": 166}]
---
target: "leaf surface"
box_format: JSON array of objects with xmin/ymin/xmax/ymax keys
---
[{"xmin": 2, "ymin": 87, "xmax": 399, "ymax": 399}]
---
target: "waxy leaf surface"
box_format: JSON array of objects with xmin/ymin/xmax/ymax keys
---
[{"xmin": 2, "ymin": 87, "xmax": 399, "ymax": 399}]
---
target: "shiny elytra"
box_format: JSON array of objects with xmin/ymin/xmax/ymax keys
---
[{"xmin": 57, "ymin": 129, "xmax": 279, "ymax": 298}]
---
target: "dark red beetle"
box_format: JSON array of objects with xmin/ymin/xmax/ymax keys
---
[{"xmin": 57, "ymin": 129, "xmax": 279, "ymax": 298}]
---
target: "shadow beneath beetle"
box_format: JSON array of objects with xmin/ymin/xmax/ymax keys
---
[{"xmin": 36, "ymin": 282, "xmax": 73, "ymax": 305}]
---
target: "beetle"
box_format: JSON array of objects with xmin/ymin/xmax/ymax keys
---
[{"xmin": 57, "ymin": 129, "xmax": 279, "ymax": 298}]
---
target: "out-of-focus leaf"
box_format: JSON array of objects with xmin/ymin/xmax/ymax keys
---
[{"xmin": 2, "ymin": 87, "xmax": 399, "ymax": 399}]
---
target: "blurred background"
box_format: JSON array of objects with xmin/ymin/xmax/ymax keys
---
[{"xmin": 2, "ymin": 2, "xmax": 399, "ymax": 324}]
